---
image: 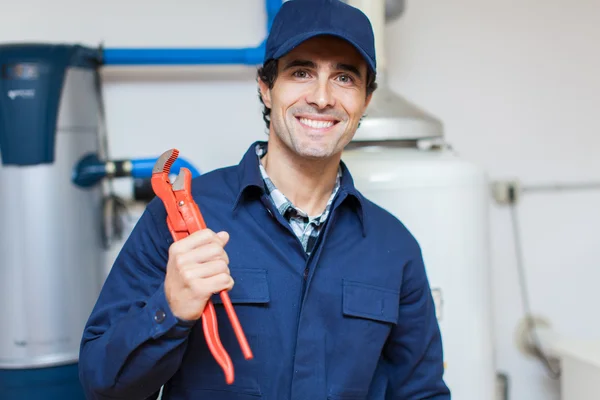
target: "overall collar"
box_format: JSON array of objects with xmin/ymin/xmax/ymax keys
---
[{"xmin": 232, "ymin": 141, "xmax": 367, "ymax": 236}]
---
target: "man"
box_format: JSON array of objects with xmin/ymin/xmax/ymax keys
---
[{"xmin": 78, "ymin": 0, "xmax": 451, "ymax": 399}]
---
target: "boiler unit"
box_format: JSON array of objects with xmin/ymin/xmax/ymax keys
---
[
  {"xmin": 0, "ymin": 44, "xmax": 105, "ymax": 399},
  {"xmin": 0, "ymin": 43, "xmax": 200, "ymax": 400}
]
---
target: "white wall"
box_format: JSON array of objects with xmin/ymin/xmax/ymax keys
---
[{"xmin": 3, "ymin": 1, "xmax": 600, "ymax": 400}]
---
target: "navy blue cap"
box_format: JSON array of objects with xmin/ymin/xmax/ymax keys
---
[{"xmin": 264, "ymin": 0, "xmax": 376, "ymax": 73}]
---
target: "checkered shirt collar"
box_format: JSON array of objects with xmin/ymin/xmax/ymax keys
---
[{"xmin": 255, "ymin": 142, "xmax": 342, "ymax": 223}]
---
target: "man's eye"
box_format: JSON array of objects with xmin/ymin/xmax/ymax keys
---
[
  {"xmin": 293, "ymin": 70, "xmax": 309, "ymax": 78},
  {"xmin": 337, "ymin": 74, "xmax": 354, "ymax": 83}
]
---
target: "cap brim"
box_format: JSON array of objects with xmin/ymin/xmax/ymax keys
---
[{"xmin": 271, "ymin": 30, "xmax": 376, "ymax": 73}]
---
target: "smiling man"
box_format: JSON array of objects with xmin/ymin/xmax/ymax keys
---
[{"xmin": 78, "ymin": 0, "xmax": 451, "ymax": 399}]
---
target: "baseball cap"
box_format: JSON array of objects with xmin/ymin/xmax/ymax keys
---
[{"xmin": 264, "ymin": 0, "xmax": 377, "ymax": 73}]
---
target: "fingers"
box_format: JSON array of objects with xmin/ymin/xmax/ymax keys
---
[
  {"xmin": 216, "ymin": 231, "xmax": 229, "ymax": 244},
  {"xmin": 196, "ymin": 273, "xmax": 235, "ymax": 294},
  {"xmin": 167, "ymin": 229, "xmax": 234, "ymax": 298},
  {"xmin": 181, "ymin": 259, "xmax": 230, "ymax": 281},
  {"xmin": 175, "ymin": 241, "xmax": 229, "ymax": 267},
  {"xmin": 170, "ymin": 229, "xmax": 229, "ymax": 254},
  {"xmin": 169, "ymin": 230, "xmax": 229, "ymax": 262}
]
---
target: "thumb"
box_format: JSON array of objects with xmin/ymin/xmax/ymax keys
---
[{"xmin": 216, "ymin": 231, "xmax": 230, "ymax": 245}]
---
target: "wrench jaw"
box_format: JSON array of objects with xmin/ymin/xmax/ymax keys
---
[
  {"xmin": 172, "ymin": 169, "xmax": 187, "ymax": 192},
  {"xmin": 151, "ymin": 148, "xmax": 180, "ymax": 197},
  {"xmin": 172, "ymin": 168, "xmax": 195, "ymax": 193},
  {"xmin": 151, "ymin": 149, "xmax": 187, "ymax": 233},
  {"xmin": 152, "ymin": 149, "xmax": 180, "ymax": 175}
]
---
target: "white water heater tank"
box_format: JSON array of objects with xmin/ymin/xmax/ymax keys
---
[{"xmin": 342, "ymin": 142, "xmax": 496, "ymax": 399}]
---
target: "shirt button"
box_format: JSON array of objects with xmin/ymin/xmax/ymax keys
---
[{"xmin": 154, "ymin": 309, "xmax": 166, "ymax": 324}]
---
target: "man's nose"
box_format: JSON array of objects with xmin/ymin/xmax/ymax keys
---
[{"xmin": 306, "ymin": 77, "xmax": 335, "ymax": 109}]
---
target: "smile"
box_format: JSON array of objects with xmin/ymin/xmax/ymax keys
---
[{"xmin": 296, "ymin": 117, "xmax": 339, "ymax": 130}]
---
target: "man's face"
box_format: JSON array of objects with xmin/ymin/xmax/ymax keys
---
[{"xmin": 259, "ymin": 36, "xmax": 373, "ymax": 160}]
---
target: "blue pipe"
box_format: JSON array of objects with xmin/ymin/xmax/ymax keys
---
[
  {"xmin": 72, "ymin": 153, "xmax": 107, "ymax": 187},
  {"xmin": 102, "ymin": 0, "xmax": 282, "ymax": 66},
  {"xmin": 72, "ymin": 154, "xmax": 201, "ymax": 188},
  {"xmin": 103, "ymin": 45, "xmax": 266, "ymax": 66},
  {"xmin": 130, "ymin": 157, "xmax": 201, "ymax": 179}
]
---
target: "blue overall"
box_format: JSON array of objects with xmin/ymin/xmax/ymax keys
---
[{"xmin": 78, "ymin": 141, "xmax": 451, "ymax": 400}]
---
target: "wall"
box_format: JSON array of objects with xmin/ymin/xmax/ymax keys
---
[{"xmin": 3, "ymin": 1, "xmax": 600, "ymax": 399}]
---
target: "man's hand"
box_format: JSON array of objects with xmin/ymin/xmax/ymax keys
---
[{"xmin": 164, "ymin": 229, "xmax": 234, "ymax": 321}]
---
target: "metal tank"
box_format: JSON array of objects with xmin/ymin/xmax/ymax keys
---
[{"xmin": 0, "ymin": 44, "xmax": 104, "ymax": 399}]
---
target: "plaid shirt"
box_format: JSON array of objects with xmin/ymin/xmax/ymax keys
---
[{"xmin": 256, "ymin": 143, "xmax": 341, "ymax": 255}]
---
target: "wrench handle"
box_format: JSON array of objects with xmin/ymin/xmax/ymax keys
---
[{"xmin": 173, "ymin": 168, "xmax": 254, "ymax": 360}]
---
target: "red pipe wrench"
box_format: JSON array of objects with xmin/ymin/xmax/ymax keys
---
[{"xmin": 150, "ymin": 148, "xmax": 253, "ymax": 384}]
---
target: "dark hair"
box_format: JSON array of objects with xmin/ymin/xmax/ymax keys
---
[{"xmin": 257, "ymin": 59, "xmax": 378, "ymax": 129}]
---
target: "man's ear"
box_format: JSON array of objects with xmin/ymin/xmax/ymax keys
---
[
  {"xmin": 258, "ymin": 78, "xmax": 272, "ymax": 108},
  {"xmin": 364, "ymin": 92, "xmax": 373, "ymax": 111}
]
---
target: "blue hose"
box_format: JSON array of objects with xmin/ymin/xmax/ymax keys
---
[
  {"xmin": 72, "ymin": 154, "xmax": 201, "ymax": 188},
  {"xmin": 130, "ymin": 157, "xmax": 201, "ymax": 179},
  {"xmin": 103, "ymin": 45, "xmax": 266, "ymax": 66}
]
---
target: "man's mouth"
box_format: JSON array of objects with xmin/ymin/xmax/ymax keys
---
[{"xmin": 295, "ymin": 116, "xmax": 340, "ymax": 130}]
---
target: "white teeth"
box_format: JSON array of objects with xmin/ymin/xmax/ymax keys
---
[{"xmin": 299, "ymin": 117, "xmax": 334, "ymax": 129}]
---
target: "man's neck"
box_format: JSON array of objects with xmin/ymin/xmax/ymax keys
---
[{"xmin": 261, "ymin": 138, "xmax": 340, "ymax": 217}]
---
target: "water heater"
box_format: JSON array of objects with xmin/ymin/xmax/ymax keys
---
[{"xmin": 0, "ymin": 44, "xmax": 105, "ymax": 399}]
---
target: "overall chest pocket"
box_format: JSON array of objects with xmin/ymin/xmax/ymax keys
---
[
  {"xmin": 210, "ymin": 267, "xmax": 271, "ymax": 340},
  {"xmin": 342, "ymin": 279, "xmax": 400, "ymax": 325}
]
